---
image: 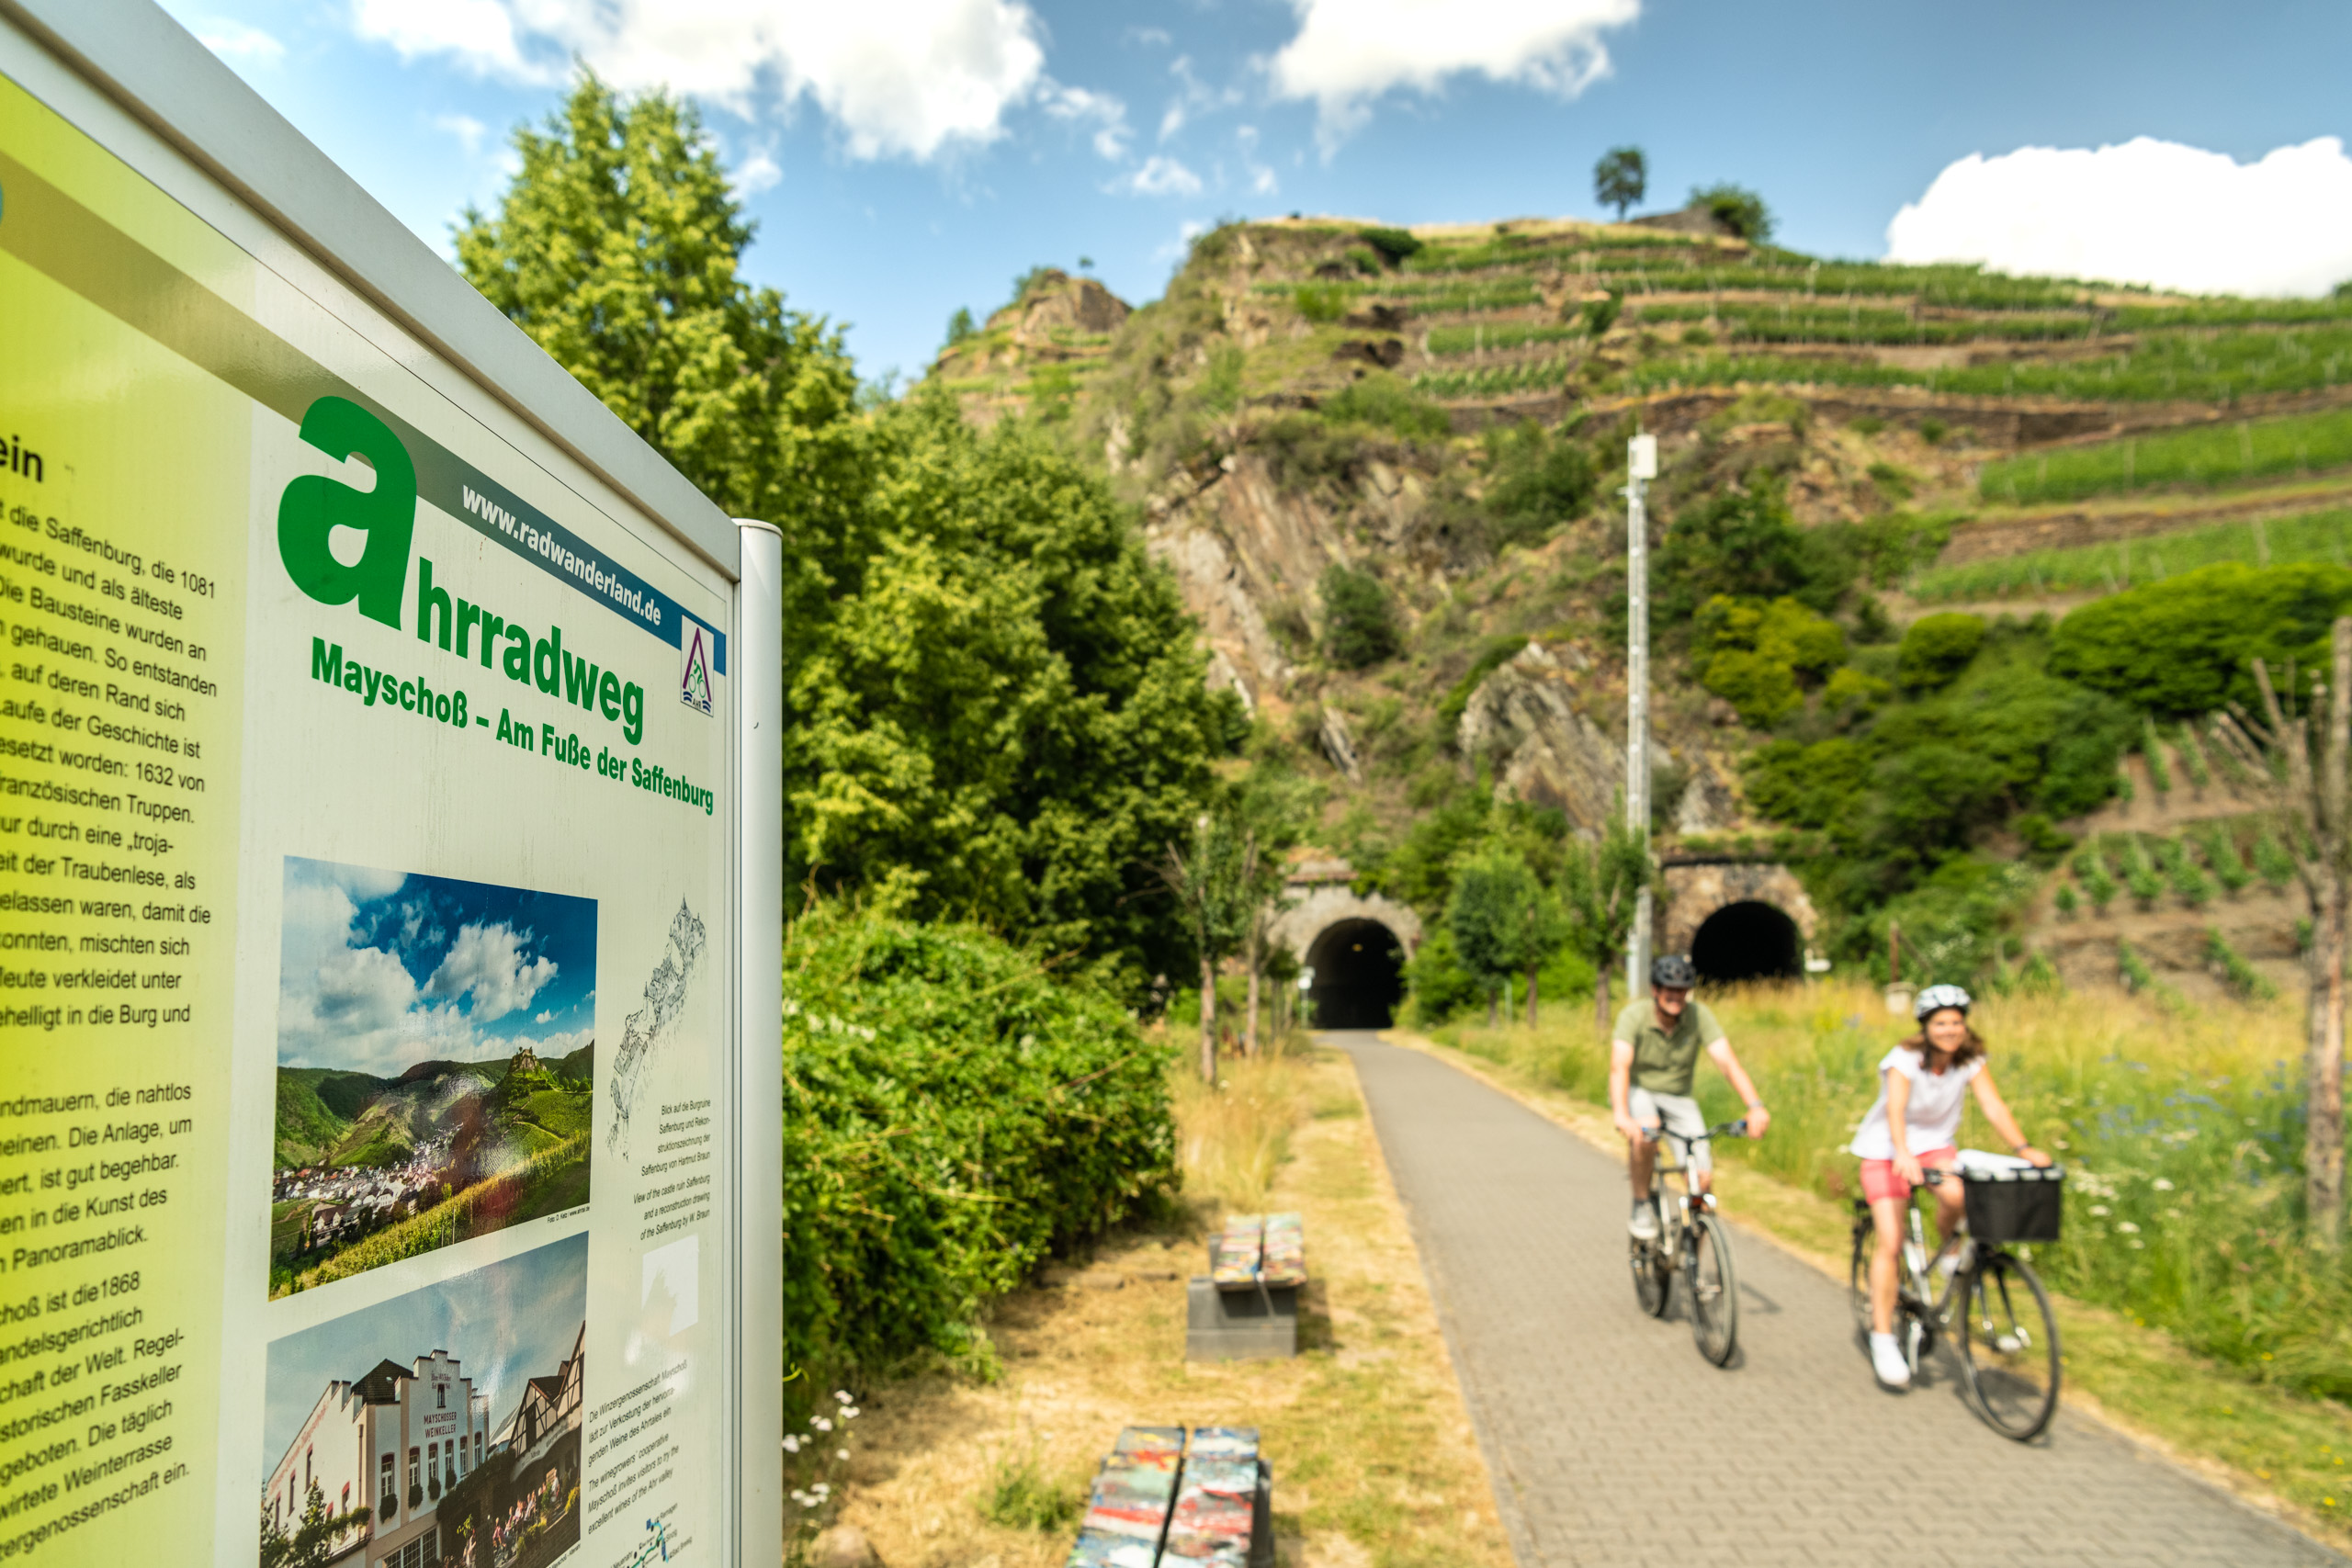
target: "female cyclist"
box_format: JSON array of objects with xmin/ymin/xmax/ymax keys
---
[{"xmin": 1851, "ymin": 984, "xmax": 2050, "ymax": 1389}]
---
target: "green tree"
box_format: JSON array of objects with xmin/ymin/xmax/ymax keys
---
[
  {"xmin": 1162, "ymin": 810, "xmax": 1256, "ymax": 1082},
  {"xmin": 944, "ymin": 306, "xmax": 978, "ymax": 347},
  {"xmin": 2050, "ymin": 562, "xmax": 2352, "ymax": 717},
  {"xmin": 1896, "ymin": 612, "xmax": 1986, "ymax": 689},
  {"xmin": 1319, "ymin": 564, "xmax": 1403, "ymax": 669},
  {"xmin": 458, "ymin": 74, "xmax": 1231, "ymax": 988},
  {"xmin": 1561, "ymin": 812, "xmax": 1651, "ymax": 1032},
  {"xmin": 1690, "ymin": 182, "xmax": 1775, "ymax": 243},
  {"xmin": 454, "ymin": 73, "xmax": 857, "ymax": 521},
  {"xmin": 1656, "ymin": 477, "xmax": 1851, "ymax": 623},
  {"xmin": 263, "ymin": 1481, "xmax": 360, "ymax": 1568},
  {"xmin": 1447, "ymin": 847, "xmax": 1543, "ymax": 1027},
  {"xmin": 1594, "ymin": 145, "xmax": 1646, "ymax": 220},
  {"xmin": 784, "ymin": 393, "xmax": 1235, "ymax": 986}
]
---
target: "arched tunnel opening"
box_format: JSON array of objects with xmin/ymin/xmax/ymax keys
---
[
  {"xmin": 1690, "ymin": 901, "xmax": 1803, "ymax": 984},
  {"xmin": 1306, "ymin": 919, "xmax": 1406, "ymax": 1029}
]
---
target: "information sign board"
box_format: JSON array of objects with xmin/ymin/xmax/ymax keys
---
[{"xmin": 0, "ymin": 6, "xmax": 782, "ymax": 1566}]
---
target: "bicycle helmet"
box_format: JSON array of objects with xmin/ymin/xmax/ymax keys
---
[
  {"xmin": 1913, "ymin": 983, "xmax": 1973, "ymax": 1021},
  {"xmin": 1650, "ymin": 954, "xmax": 1697, "ymax": 989}
]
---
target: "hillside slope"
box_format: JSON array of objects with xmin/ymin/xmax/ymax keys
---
[{"xmin": 933, "ymin": 215, "xmax": 2352, "ymax": 997}]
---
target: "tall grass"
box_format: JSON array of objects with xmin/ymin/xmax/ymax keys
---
[
  {"xmin": 1631, "ymin": 300, "xmax": 2098, "ymax": 346},
  {"xmin": 1170, "ymin": 1033, "xmax": 1313, "ymax": 1213},
  {"xmin": 1610, "ymin": 324, "xmax": 2352, "ymax": 403},
  {"xmin": 1439, "ymin": 981, "xmax": 2352, "ymax": 1404},
  {"xmin": 1977, "ymin": 406, "xmax": 2352, "ymax": 505},
  {"xmin": 1424, "ymin": 321, "xmax": 1586, "ymax": 356},
  {"xmin": 1908, "ymin": 505, "xmax": 2352, "ymax": 602},
  {"xmin": 1413, "ymin": 355, "xmax": 1577, "ymax": 400}
]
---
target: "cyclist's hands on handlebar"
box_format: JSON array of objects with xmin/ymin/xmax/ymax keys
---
[
  {"xmin": 1894, "ymin": 1150, "xmax": 1927, "ymax": 1189},
  {"xmin": 1613, "ymin": 1110, "xmax": 1645, "ymax": 1144}
]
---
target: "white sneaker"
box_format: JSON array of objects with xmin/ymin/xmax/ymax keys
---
[
  {"xmin": 1628, "ymin": 1201, "xmax": 1659, "ymax": 1241},
  {"xmin": 1870, "ymin": 1331, "xmax": 1912, "ymax": 1389}
]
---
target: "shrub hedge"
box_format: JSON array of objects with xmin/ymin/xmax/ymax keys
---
[{"xmin": 778, "ymin": 907, "xmax": 1177, "ymax": 1384}]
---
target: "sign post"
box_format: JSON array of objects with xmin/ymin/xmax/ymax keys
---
[{"xmin": 0, "ymin": 5, "xmax": 783, "ymax": 1565}]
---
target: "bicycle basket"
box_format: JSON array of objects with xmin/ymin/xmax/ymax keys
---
[{"xmin": 1962, "ymin": 1164, "xmax": 2064, "ymax": 1243}]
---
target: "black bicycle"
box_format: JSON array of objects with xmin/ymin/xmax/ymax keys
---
[
  {"xmin": 1848, "ymin": 1165, "xmax": 2064, "ymax": 1440},
  {"xmin": 1628, "ymin": 1118, "xmax": 1746, "ymax": 1367}
]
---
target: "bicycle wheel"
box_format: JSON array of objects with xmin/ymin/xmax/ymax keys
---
[
  {"xmin": 1847, "ymin": 1216, "xmax": 1875, "ymax": 1337},
  {"xmin": 1960, "ymin": 1250, "xmax": 2061, "ymax": 1440},
  {"xmin": 1630, "ymin": 1234, "xmax": 1669, "ymax": 1317},
  {"xmin": 1688, "ymin": 1214, "xmax": 1739, "ymax": 1366}
]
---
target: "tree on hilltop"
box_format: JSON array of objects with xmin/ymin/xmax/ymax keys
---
[{"xmin": 1594, "ymin": 146, "xmax": 1646, "ymax": 221}]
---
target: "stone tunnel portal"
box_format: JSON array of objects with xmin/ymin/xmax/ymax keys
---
[
  {"xmin": 1690, "ymin": 900, "xmax": 1803, "ymax": 984},
  {"xmin": 1307, "ymin": 919, "xmax": 1407, "ymax": 1029}
]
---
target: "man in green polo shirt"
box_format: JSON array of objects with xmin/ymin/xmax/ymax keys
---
[{"xmin": 1611, "ymin": 954, "xmax": 1771, "ymax": 1239}]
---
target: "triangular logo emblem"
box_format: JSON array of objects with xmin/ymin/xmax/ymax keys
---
[{"xmin": 679, "ymin": 623, "xmax": 713, "ymax": 715}]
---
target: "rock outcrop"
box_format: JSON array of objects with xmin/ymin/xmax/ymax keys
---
[{"xmin": 1456, "ymin": 641, "xmax": 1676, "ymax": 835}]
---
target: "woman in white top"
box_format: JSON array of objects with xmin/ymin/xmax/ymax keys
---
[{"xmin": 1851, "ymin": 985, "xmax": 2049, "ymax": 1389}]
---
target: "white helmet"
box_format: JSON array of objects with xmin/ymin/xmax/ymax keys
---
[{"xmin": 1914, "ymin": 983, "xmax": 1972, "ymax": 1021}]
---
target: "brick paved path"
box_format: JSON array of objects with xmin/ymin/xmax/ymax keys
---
[{"xmin": 1331, "ymin": 1032, "xmax": 2346, "ymax": 1568}]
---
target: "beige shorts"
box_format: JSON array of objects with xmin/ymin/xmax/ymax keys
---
[{"xmin": 1631, "ymin": 1087, "xmax": 1711, "ymax": 1173}]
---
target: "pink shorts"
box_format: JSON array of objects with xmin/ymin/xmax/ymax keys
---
[{"xmin": 1860, "ymin": 1147, "xmax": 1957, "ymax": 1204}]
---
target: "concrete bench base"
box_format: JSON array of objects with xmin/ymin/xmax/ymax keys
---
[{"xmin": 1185, "ymin": 1277, "xmax": 1297, "ymax": 1361}]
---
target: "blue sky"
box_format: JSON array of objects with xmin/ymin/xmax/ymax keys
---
[
  {"xmin": 159, "ymin": 0, "xmax": 2352, "ymax": 380},
  {"xmin": 278, "ymin": 857, "xmax": 598, "ymax": 1076},
  {"xmin": 263, "ymin": 1231, "xmax": 585, "ymax": 1468}
]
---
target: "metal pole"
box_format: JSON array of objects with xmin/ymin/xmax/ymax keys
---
[
  {"xmin": 1624, "ymin": 433, "xmax": 1657, "ymax": 1006},
  {"xmin": 732, "ymin": 519, "xmax": 785, "ymax": 1568}
]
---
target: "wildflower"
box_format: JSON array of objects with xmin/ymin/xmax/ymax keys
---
[
  {"xmin": 843, "ymin": 1407, "xmax": 860, "ymax": 1419},
  {"xmin": 2117, "ymin": 1222, "xmax": 2140, "ymax": 1234},
  {"xmin": 812, "ymin": 1416, "xmax": 833, "ymax": 1432},
  {"xmin": 835, "ymin": 1390, "xmax": 853, "ymax": 1404},
  {"xmin": 837, "ymin": 1450, "xmax": 850, "ymax": 1461},
  {"xmin": 2130, "ymin": 1239, "xmax": 2144, "ymax": 1249},
  {"xmin": 784, "ymin": 1436, "xmax": 802, "ymax": 1453},
  {"xmin": 2091, "ymin": 1205, "xmax": 2110, "ymax": 1217},
  {"xmin": 2152, "ymin": 1178, "xmax": 2174, "ymax": 1190}
]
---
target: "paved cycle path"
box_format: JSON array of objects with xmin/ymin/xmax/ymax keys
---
[{"xmin": 1329, "ymin": 1031, "xmax": 2346, "ymax": 1568}]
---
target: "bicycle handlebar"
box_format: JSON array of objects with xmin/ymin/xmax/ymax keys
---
[{"xmin": 1640, "ymin": 1118, "xmax": 1749, "ymax": 1149}]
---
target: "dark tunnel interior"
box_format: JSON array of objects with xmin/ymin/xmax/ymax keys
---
[
  {"xmin": 1689, "ymin": 901, "xmax": 1802, "ymax": 984},
  {"xmin": 1307, "ymin": 919, "xmax": 1406, "ymax": 1029}
]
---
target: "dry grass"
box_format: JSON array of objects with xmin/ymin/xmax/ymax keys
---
[{"xmin": 816, "ymin": 1040, "xmax": 1511, "ymax": 1568}]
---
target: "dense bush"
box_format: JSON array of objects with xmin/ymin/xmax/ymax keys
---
[
  {"xmin": 1320, "ymin": 373, "xmax": 1452, "ymax": 441},
  {"xmin": 1896, "ymin": 612, "xmax": 1985, "ymax": 689},
  {"xmin": 1319, "ymin": 564, "xmax": 1403, "ymax": 669},
  {"xmin": 1693, "ymin": 595, "xmax": 1846, "ymax": 726},
  {"xmin": 778, "ymin": 908, "xmax": 1177, "ymax": 1383},
  {"xmin": 1357, "ymin": 226, "xmax": 1424, "ymax": 265},
  {"xmin": 1689, "ymin": 182, "xmax": 1775, "ymax": 243},
  {"xmin": 1481, "ymin": 421, "xmax": 1598, "ymax": 546},
  {"xmin": 2050, "ymin": 561, "xmax": 2352, "ymax": 716},
  {"xmin": 1656, "ymin": 477, "xmax": 1854, "ymax": 623}
]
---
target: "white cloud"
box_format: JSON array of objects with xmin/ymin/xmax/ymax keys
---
[
  {"xmin": 1041, "ymin": 82, "xmax": 1129, "ymax": 161},
  {"xmin": 347, "ymin": 0, "xmax": 1051, "ymax": 162},
  {"xmin": 425, "ymin": 920, "xmax": 558, "ymax": 1023},
  {"xmin": 733, "ymin": 147, "xmax": 784, "ymax": 197},
  {"xmin": 1116, "ymin": 155, "xmax": 1204, "ymax": 197},
  {"xmin": 434, "ymin": 113, "xmax": 489, "ymax": 153},
  {"xmin": 196, "ymin": 17, "xmax": 287, "ymax": 65},
  {"xmin": 1886, "ymin": 137, "xmax": 2352, "ymax": 298},
  {"xmin": 1268, "ymin": 0, "xmax": 1638, "ymax": 148},
  {"xmin": 536, "ymin": 1010, "xmax": 555, "ymax": 1024},
  {"xmin": 1238, "ymin": 124, "xmax": 1277, "ymax": 196}
]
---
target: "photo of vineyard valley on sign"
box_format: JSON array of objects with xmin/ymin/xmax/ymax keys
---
[{"xmin": 268, "ymin": 857, "xmax": 598, "ymax": 1297}]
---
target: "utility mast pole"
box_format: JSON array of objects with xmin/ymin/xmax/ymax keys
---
[{"xmin": 1624, "ymin": 432, "xmax": 1657, "ymax": 1006}]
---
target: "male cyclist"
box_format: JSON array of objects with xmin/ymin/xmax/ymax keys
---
[{"xmin": 1611, "ymin": 954, "xmax": 1771, "ymax": 1239}]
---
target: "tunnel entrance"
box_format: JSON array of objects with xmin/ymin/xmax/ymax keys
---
[
  {"xmin": 1690, "ymin": 901, "xmax": 1802, "ymax": 984},
  {"xmin": 1306, "ymin": 919, "xmax": 1406, "ymax": 1029}
]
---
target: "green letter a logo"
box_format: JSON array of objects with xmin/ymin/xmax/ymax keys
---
[{"xmin": 277, "ymin": 396, "xmax": 415, "ymax": 627}]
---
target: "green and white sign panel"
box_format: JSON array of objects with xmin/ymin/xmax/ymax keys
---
[{"xmin": 0, "ymin": 5, "xmax": 786, "ymax": 1566}]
